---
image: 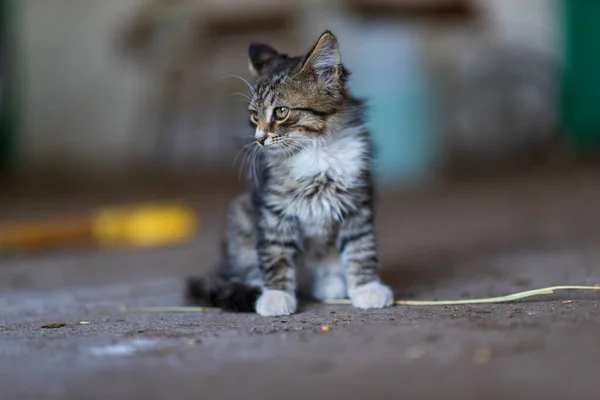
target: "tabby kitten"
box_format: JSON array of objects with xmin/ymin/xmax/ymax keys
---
[{"xmin": 187, "ymin": 31, "xmax": 394, "ymax": 317}]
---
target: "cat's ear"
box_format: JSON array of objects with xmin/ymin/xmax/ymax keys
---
[
  {"xmin": 301, "ymin": 31, "xmax": 342, "ymax": 79},
  {"xmin": 248, "ymin": 43, "xmax": 280, "ymax": 78}
]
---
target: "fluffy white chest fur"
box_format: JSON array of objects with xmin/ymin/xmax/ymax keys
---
[
  {"xmin": 284, "ymin": 126, "xmax": 367, "ymax": 183},
  {"xmin": 279, "ymin": 127, "xmax": 368, "ymax": 231}
]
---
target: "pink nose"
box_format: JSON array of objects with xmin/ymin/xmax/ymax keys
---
[{"xmin": 256, "ymin": 136, "xmax": 266, "ymax": 145}]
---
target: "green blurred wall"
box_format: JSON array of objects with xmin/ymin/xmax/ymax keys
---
[
  {"xmin": 0, "ymin": 0, "xmax": 16, "ymax": 170},
  {"xmin": 562, "ymin": 0, "xmax": 600, "ymax": 152}
]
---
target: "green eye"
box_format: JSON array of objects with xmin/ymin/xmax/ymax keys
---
[
  {"xmin": 249, "ymin": 111, "xmax": 258, "ymax": 125},
  {"xmin": 274, "ymin": 107, "xmax": 289, "ymax": 120}
]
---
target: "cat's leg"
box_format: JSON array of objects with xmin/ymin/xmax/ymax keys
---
[
  {"xmin": 337, "ymin": 207, "xmax": 394, "ymax": 309},
  {"xmin": 307, "ymin": 244, "xmax": 347, "ymax": 301},
  {"xmin": 254, "ymin": 204, "xmax": 301, "ymax": 317},
  {"xmin": 222, "ymin": 194, "xmax": 262, "ymax": 285}
]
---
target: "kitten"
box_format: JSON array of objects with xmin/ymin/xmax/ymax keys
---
[{"xmin": 187, "ymin": 31, "xmax": 394, "ymax": 317}]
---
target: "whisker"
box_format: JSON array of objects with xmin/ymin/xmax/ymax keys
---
[
  {"xmin": 243, "ymin": 147, "xmax": 256, "ymax": 182},
  {"xmin": 288, "ymin": 138, "xmax": 315, "ymax": 150},
  {"xmin": 232, "ymin": 141, "xmax": 256, "ymax": 168},
  {"xmin": 250, "ymin": 146, "xmax": 262, "ymax": 188},
  {"xmin": 294, "ymin": 140, "xmax": 309, "ymax": 150},
  {"xmin": 285, "ymin": 141, "xmax": 305, "ymax": 154},
  {"xmin": 226, "ymin": 92, "xmax": 252, "ymax": 103},
  {"xmin": 290, "ymin": 137, "xmax": 313, "ymax": 145},
  {"xmin": 293, "ymin": 142, "xmax": 312, "ymax": 148},
  {"xmin": 238, "ymin": 142, "xmax": 256, "ymax": 182},
  {"xmin": 284, "ymin": 142, "xmax": 300, "ymax": 157},
  {"xmin": 217, "ymin": 75, "xmax": 256, "ymax": 96},
  {"xmin": 226, "ymin": 98, "xmax": 252, "ymax": 106}
]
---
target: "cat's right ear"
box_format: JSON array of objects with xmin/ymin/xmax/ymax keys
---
[{"xmin": 248, "ymin": 43, "xmax": 279, "ymax": 78}]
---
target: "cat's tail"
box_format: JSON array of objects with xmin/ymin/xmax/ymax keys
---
[{"xmin": 185, "ymin": 275, "xmax": 261, "ymax": 312}]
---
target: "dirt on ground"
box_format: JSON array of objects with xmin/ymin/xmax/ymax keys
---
[{"xmin": 1, "ymin": 168, "xmax": 600, "ymax": 399}]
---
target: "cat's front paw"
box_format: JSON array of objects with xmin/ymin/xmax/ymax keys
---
[
  {"xmin": 349, "ymin": 282, "xmax": 394, "ymax": 309},
  {"xmin": 256, "ymin": 290, "xmax": 297, "ymax": 317}
]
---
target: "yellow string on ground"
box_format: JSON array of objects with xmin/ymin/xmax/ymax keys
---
[
  {"xmin": 115, "ymin": 285, "xmax": 600, "ymax": 313},
  {"xmin": 327, "ymin": 285, "xmax": 600, "ymax": 306}
]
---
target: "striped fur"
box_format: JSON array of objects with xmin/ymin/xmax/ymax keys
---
[{"xmin": 187, "ymin": 31, "xmax": 393, "ymax": 316}]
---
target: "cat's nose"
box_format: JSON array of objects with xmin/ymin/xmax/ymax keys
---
[{"xmin": 255, "ymin": 129, "xmax": 267, "ymax": 145}]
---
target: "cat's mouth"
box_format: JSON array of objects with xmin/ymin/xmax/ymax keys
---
[{"xmin": 255, "ymin": 128, "xmax": 315, "ymax": 154}]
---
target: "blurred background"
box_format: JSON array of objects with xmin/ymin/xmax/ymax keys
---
[
  {"xmin": 1, "ymin": 0, "xmax": 600, "ymax": 291},
  {"xmin": 4, "ymin": 0, "xmax": 599, "ymax": 184}
]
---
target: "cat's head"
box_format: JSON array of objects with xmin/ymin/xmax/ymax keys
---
[{"xmin": 247, "ymin": 31, "xmax": 349, "ymax": 154}]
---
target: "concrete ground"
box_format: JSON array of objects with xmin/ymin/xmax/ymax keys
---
[{"xmin": 2, "ymin": 167, "xmax": 600, "ymax": 399}]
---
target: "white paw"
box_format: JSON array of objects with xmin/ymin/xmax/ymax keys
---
[
  {"xmin": 255, "ymin": 290, "xmax": 297, "ymax": 317},
  {"xmin": 349, "ymin": 282, "xmax": 394, "ymax": 309},
  {"xmin": 313, "ymin": 274, "xmax": 347, "ymax": 301}
]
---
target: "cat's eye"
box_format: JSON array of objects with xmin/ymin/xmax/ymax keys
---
[
  {"xmin": 249, "ymin": 111, "xmax": 258, "ymax": 125},
  {"xmin": 274, "ymin": 107, "xmax": 289, "ymax": 121}
]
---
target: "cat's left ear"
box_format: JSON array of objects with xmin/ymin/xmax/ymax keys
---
[
  {"xmin": 301, "ymin": 31, "xmax": 342, "ymax": 81},
  {"xmin": 248, "ymin": 43, "xmax": 279, "ymax": 78}
]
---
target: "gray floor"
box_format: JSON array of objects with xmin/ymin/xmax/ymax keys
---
[{"xmin": 2, "ymin": 168, "xmax": 600, "ymax": 399}]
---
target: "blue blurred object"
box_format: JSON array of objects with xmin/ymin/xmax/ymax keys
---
[{"xmin": 345, "ymin": 24, "xmax": 436, "ymax": 187}]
